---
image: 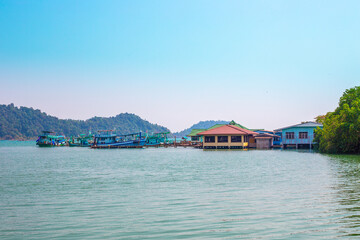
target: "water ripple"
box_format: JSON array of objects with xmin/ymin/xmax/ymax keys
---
[{"xmin": 1, "ymin": 145, "xmax": 360, "ymax": 239}]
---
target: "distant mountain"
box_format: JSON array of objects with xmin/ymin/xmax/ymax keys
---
[
  {"xmin": 174, "ymin": 120, "xmax": 229, "ymax": 137},
  {"xmin": 0, "ymin": 104, "xmax": 170, "ymax": 140}
]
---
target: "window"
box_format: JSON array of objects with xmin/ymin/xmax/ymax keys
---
[
  {"xmin": 299, "ymin": 132, "xmax": 308, "ymax": 139},
  {"xmin": 244, "ymin": 135, "xmax": 249, "ymax": 142},
  {"xmin": 205, "ymin": 136, "xmax": 215, "ymax": 143},
  {"xmin": 286, "ymin": 132, "xmax": 295, "ymax": 139},
  {"xmin": 217, "ymin": 136, "xmax": 228, "ymax": 143},
  {"xmin": 231, "ymin": 136, "xmax": 242, "ymax": 142}
]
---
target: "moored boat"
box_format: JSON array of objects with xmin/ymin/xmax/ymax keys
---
[
  {"xmin": 145, "ymin": 132, "xmax": 170, "ymax": 146},
  {"xmin": 69, "ymin": 134, "xmax": 93, "ymax": 147},
  {"xmin": 91, "ymin": 130, "xmax": 147, "ymax": 149},
  {"xmin": 36, "ymin": 131, "xmax": 67, "ymax": 147}
]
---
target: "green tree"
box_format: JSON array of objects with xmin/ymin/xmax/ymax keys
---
[{"xmin": 315, "ymin": 86, "xmax": 360, "ymax": 154}]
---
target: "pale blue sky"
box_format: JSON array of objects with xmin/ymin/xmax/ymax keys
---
[{"xmin": 0, "ymin": 0, "xmax": 359, "ymax": 131}]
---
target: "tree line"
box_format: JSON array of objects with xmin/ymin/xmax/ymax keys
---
[
  {"xmin": 0, "ymin": 104, "xmax": 170, "ymax": 140},
  {"xmin": 315, "ymin": 86, "xmax": 360, "ymax": 154}
]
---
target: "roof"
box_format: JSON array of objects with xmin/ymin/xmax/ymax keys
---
[
  {"xmin": 207, "ymin": 124, "xmax": 226, "ymax": 130},
  {"xmin": 253, "ymin": 129, "xmax": 275, "ymax": 134},
  {"xmin": 47, "ymin": 135, "xmax": 65, "ymax": 139},
  {"xmin": 255, "ymin": 133, "xmax": 278, "ymax": 138},
  {"xmin": 274, "ymin": 121, "xmax": 323, "ymax": 131},
  {"xmin": 207, "ymin": 120, "xmax": 249, "ymax": 130},
  {"xmin": 187, "ymin": 129, "xmax": 207, "ymax": 137},
  {"xmin": 197, "ymin": 125, "xmax": 258, "ymax": 136}
]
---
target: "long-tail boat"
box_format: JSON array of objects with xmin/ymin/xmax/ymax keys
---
[
  {"xmin": 91, "ymin": 130, "xmax": 147, "ymax": 149},
  {"xmin": 36, "ymin": 131, "xmax": 67, "ymax": 147},
  {"xmin": 69, "ymin": 133, "xmax": 94, "ymax": 147}
]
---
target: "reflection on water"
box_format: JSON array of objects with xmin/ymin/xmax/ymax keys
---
[{"xmin": 327, "ymin": 154, "xmax": 360, "ymax": 237}]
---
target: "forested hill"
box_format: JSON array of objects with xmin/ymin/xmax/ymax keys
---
[
  {"xmin": 0, "ymin": 104, "xmax": 170, "ymax": 140},
  {"xmin": 174, "ymin": 120, "xmax": 229, "ymax": 137}
]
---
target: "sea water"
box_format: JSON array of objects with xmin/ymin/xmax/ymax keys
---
[{"xmin": 1, "ymin": 141, "xmax": 360, "ymax": 239}]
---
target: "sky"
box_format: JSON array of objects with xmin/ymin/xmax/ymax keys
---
[{"xmin": 0, "ymin": 0, "xmax": 359, "ymax": 132}]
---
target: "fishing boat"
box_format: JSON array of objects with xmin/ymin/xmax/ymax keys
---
[
  {"xmin": 69, "ymin": 134, "xmax": 93, "ymax": 147},
  {"xmin": 91, "ymin": 130, "xmax": 147, "ymax": 149},
  {"xmin": 36, "ymin": 131, "xmax": 67, "ymax": 147},
  {"xmin": 145, "ymin": 132, "xmax": 170, "ymax": 146}
]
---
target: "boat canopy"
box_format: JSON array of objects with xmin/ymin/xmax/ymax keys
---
[{"xmin": 118, "ymin": 132, "xmax": 143, "ymax": 137}]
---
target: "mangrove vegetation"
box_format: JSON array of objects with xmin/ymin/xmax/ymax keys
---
[{"xmin": 315, "ymin": 86, "xmax": 360, "ymax": 154}]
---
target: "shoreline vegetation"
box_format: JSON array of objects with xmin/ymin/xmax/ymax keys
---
[
  {"xmin": 1, "ymin": 86, "xmax": 359, "ymax": 154},
  {"xmin": 314, "ymin": 86, "xmax": 360, "ymax": 154}
]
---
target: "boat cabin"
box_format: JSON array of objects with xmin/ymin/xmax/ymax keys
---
[
  {"xmin": 93, "ymin": 130, "xmax": 117, "ymax": 145},
  {"xmin": 36, "ymin": 131, "xmax": 66, "ymax": 146},
  {"xmin": 146, "ymin": 132, "xmax": 170, "ymax": 146}
]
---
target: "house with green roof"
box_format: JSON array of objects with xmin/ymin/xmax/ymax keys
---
[{"xmin": 187, "ymin": 129, "xmax": 207, "ymax": 143}]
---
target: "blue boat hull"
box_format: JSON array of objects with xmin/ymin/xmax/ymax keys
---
[
  {"xmin": 69, "ymin": 142, "xmax": 91, "ymax": 147},
  {"xmin": 91, "ymin": 139, "xmax": 146, "ymax": 148}
]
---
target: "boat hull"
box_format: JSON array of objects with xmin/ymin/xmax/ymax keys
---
[
  {"xmin": 36, "ymin": 143, "xmax": 66, "ymax": 147},
  {"xmin": 36, "ymin": 143, "xmax": 54, "ymax": 147},
  {"xmin": 69, "ymin": 143, "xmax": 80, "ymax": 147},
  {"xmin": 91, "ymin": 139, "xmax": 146, "ymax": 149},
  {"xmin": 69, "ymin": 143, "xmax": 91, "ymax": 147}
]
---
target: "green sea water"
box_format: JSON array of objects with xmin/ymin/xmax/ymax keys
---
[{"xmin": 1, "ymin": 141, "xmax": 360, "ymax": 239}]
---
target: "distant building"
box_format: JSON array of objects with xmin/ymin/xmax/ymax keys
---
[
  {"xmin": 274, "ymin": 122, "xmax": 323, "ymax": 149},
  {"xmin": 253, "ymin": 130, "xmax": 282, "ymax": 148},
  {"xmin": 187, "ymin": 129, "xmax": 206, "ymax": 143},
  {"xmin": 254, "ymin": 134, "xmax": 273, "ymax": 149},
  {"xmin": 197, "ymin": 124, "xmax": 258, "ymax": 149}
]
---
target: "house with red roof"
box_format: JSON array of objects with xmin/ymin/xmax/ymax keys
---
[{"xmin": 197, "ymin": 124, "xmax": 258, "ymax": 149}]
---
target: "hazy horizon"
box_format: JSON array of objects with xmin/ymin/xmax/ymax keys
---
[{"xmin": 1, "ymin": 0, "xmax": 359, "ymax": 132}]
